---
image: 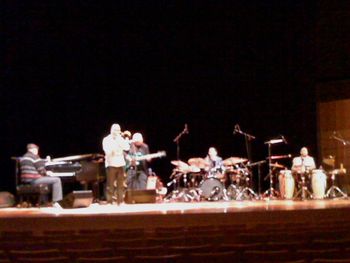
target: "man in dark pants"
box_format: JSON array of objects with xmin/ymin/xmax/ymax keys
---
[
  {"xmin": 102, "ymin": 124, "xmax": 130, "ymax": 204},
  {"xmin": 126, "ymin": 133, "xmax": 150, "ymax": 190}
]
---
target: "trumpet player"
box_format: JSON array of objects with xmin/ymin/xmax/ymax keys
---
[{"xmin": 102, "ymin": 123, "xmax": 131, "ymax": 205}]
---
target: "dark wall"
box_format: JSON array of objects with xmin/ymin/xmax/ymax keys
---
[{"xmin": 1, "ymin": 1, "xmax": 324, "ymax": 193}]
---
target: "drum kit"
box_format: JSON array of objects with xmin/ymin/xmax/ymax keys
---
[
  {"xmin": 164, "ymin": 156, "xmax": 258, "ymax": 202},
  {"xmin": 165, "ymin": 155, "xmax": 348, "ymax": 202}
]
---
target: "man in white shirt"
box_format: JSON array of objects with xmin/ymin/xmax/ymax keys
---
[
  {"xmin": 292, "ymin": 147, "xmax": 316, "ymax": 174},
  {"xmin": 102, "ymin": 124, "xmax": 130, "ymax": 204}
]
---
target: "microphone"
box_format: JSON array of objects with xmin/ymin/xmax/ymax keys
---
[
  {"xmin": 184, "ymin": 124, "xmax": 189, "ymax": 134},
  {"xmin": 281, "ymin": 135, "xmax": 288, "ymax": 144}
]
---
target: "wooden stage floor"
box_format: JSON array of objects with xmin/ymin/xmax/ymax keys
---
[{"xmin": 1, "ymin": 199, "xmax": 350, "ymax": 233}]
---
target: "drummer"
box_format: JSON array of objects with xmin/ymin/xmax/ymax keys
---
[
  {"xmin": 291, "ymin": 147, "xmax": 316, "ymax": 174},
  {"xmin": 204, "ymin": 147, "xmax": 225, "ymax": 181}
]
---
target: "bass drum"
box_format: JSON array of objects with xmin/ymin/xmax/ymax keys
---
[{"xmin": 200, "ymin": 178, "xmax": 224, "ymax": 201}]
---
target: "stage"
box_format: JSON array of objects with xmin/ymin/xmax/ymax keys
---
[{"xmin": 1, "ymin": 199, "xmax": 350, "ymax": 234}]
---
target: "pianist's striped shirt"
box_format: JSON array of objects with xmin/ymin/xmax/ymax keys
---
[{"xmin": 20, "ymin": 152, "xmax": 46, "ymax": 181}]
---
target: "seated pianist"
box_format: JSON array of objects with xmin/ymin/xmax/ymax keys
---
[{"xmin": 20, "ymin": 143, "xmax": 63, "ymax": 205}]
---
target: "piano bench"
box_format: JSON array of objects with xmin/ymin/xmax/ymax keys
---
[{"xmin": 17, "ymin": 184, "xmax": 51, "ymax": 207}]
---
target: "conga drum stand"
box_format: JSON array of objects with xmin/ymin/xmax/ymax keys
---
[{"xmin": 294, "ymin": 172, "xmax": 313, "ymax": 200}]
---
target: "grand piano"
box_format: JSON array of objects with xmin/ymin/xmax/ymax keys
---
[{"xmin": 45, "ymin": 153, "xmax": 106, "ymax": 201}]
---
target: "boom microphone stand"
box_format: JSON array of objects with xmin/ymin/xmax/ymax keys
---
[
  {"xmin": 263, "ymin": 137, "xmax": 286, "ymax": 199},
  {"xmin": 165, "ymin": 124, "xmax": 190, "ymax": 202},
  {"xmin": 173, "ymin": 124, "xmax": 189, "ymax": 161},
  {"xmin": 233, "ymin": 124, "xmax": 258, "ymax": 199}
]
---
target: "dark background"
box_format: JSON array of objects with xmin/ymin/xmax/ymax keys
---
[{"xmin": 2, "ymin": 1, "xmax": 348, "ymax": 195}]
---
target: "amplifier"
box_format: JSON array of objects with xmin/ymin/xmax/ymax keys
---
[{"xmin": 125, "ymin": 189, "xmax": 156, "ymax": 204}]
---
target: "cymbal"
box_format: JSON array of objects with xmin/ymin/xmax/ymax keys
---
[
  {"xmin": 188, "ymin": 158, "xmax": 210, "ymax": 169},
  {"xmin": 323, "ymin": 156, "xmax": 335, "ymax": 166},
  {"xmin": 223, "ymin": 157, "xmax": 248, "ymax": 166},
  {"xmin": 171, "ymin": 160, "xmax": 189, "ymax": 168},
  {"xmin": 270, "ymin": 162, "xmax": 285, "ymax": 169},
  {"xmin": 187, "ymin": 165, "xmax": 201, "ymax": 173}
]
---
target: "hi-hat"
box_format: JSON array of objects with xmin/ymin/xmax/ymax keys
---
[
  {"xmin": 223, "ymin": 157, "xmax": 248, "ymax": 166},
  {"xmin": 188, "ymin": 158, "xmax": 210, "ymax": 169}
]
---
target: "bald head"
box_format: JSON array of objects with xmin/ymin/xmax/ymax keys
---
[
  {"xmin": 110, "ymin": 123, "xmax": 121, "ymax": 137},
  {"xmin": 300, "ymin": 147, "xmax": 309, "ymax": 157}
]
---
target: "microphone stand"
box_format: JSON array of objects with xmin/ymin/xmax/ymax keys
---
[
  {"xmin": 234, "ymin": 126, "xmax": 258, "ymax": 200},
  {"xmin": 165, "ymin": 126, "xmax": 190, "ymax": 202},
  {"xmin": 173, "ymin": 126, "xmax": 188, "ymax": 161},
  {"xmin": 234, "ymin": 127, "xmax": 256, "ymax": 162},
  {"xmin": 329, "ymin": 133, "xmax": 350, "ymax": 198}
]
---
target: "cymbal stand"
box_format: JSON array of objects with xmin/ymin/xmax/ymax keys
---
[
  {"xmin": 236, "ymin": 167, "xmax": 258, "ymax": 200},
  {"xmin": 263, "ymin": 141, "xmax": 280, "ymax": 199},
  {"xmin": 247, "ymin": 160, "xmax": 266, "ymax": 199},
  {"xmin": 294, "ymin": 171, "xmax": 313, "ymax": 200},
  {"xmin": 326, "ymin": 171, "xmax": 347, "ymax": 198},
  {"xmin": 164, "ymin": 171, "xmax": 197, "ymax": 202}
]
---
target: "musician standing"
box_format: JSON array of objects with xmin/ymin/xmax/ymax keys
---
[
  {"xmin": 102, "ymin": 124, "xmax": 130, "ymax": 205},
  {"xmin": 126, "ymin": 133, "xmax": 150, "ymax": 190},
  {"xmin": 20, "ymin": 143, "xmax": 63, "ymax": 205}
]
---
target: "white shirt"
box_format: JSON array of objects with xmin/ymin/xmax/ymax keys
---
[
  {"xmin": 102, "ymin": 134, "xmax": 130, "ymax": 168},
  {"xmin": 292, "ymin": 156, "xmax": 316, "ymax": 173}
]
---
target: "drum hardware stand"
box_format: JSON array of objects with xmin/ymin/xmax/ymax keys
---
[
  {"xmin": 326, "ymin": 171, "xmax": 347, "ymax": 199},
  {"xmin": 233, "ymin": 124, "xmax": 257, "ymax": 200},
  {"xmin": 294, "ymin": 172, "xmax": 313, "ymax": 200},
  {"xmin": 247, "ymin": 160, "xmax": 266, "ymax": 199},
  {"xmin": 328, "ymin": 132, "xmax": 350, "ymax": 199},
  {"xmin": 263, "ymin": 138, "xmax": 285, "ymax": 199},
  {"xmin": 236, "ymin": 167, "xmax": 258, "ymax": 200},
  {"xmin": 164, "ymin": 171, "xmax": 200, "ymax": 202}
]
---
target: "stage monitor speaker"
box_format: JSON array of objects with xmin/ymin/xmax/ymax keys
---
[
  {"xmin": 125, "ymin": 189, "xmax": 156, "ymax": 204},
  {"xmin": 59, "ymin": 190, "xmax": 93, "ymax": 208}
]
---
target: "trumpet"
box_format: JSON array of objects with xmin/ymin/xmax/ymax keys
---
[{"xmin": 121, "ymin": 130, "xmax": 132, "ymax": 138}]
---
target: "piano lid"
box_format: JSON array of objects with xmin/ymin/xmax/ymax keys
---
[{"xmin": 52, "ymin": 153, "xmax": 104, "ymax": 162}]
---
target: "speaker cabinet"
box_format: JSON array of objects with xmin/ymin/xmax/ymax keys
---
[
  {"xmin": 59, "ymin": 190, "xmax": 93, "ymax": 208},
  {"xmin": 125, "ymin": 189, "xmax": 156, "ymax": 204}
]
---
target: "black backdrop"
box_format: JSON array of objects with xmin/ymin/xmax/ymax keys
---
[{"xmin": 2, "ymin": 1, "xmax": 319, "ymax": 194}]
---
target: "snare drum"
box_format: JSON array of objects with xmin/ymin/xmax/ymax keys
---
[
  {"xmin": 199, "ymin": 178, "xmax": 224, "ymax": 201},
  {"xmin": 311, "ymin": 169, "xmax": 327, "ymax": 199},
  {"xmin": 278, "ymin": 170, "xmax": 295, "ymax": 199}
]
